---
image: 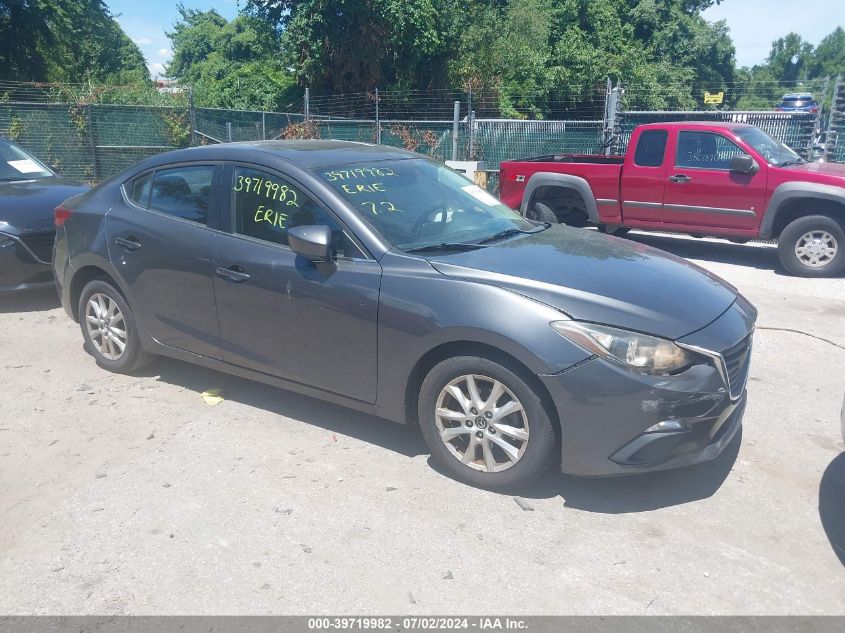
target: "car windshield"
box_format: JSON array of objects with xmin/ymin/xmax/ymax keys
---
[
  {"xmin": 735, "ymin": 127, "xmax": 804, "ymax": 166},
  {"xmin": 317, "ymin": 158, "xmax": 540, "ymax": 251},
  {"xmin": 0, "ymin": 141, "xmax": 54, "ymax": 181}
]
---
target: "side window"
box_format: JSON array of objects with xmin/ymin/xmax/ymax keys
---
[
  {"xmin": 676, "ymin": 132, "xmax": 743, "ymax": 170},
  {"xmin": 128, "ymin": 172, "xmax": 153, "ymax": 207},
  {"xmin": 149, "ymin": 165, "xmax": 214, "ymax": 224},
  {"xmin": 232, "ymin": 166, "xmax": 360, "ymax": 257},
  {"xmin": 633, "ymin": 130, "xmax": 668, "ymax": 167}
]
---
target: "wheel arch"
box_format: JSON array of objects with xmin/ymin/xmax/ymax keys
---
[
  {"xmin": 761, "ymin": 183, "xmax": 845, "ymax": 238},
  {"xmin": 402, "ymin": 340, "xmax": 561, "ymax": 437},
  {"xmin": 68, "ymin": 264, "xmax": 130, "ymax": 322},
  {"xmin": 520, "ymin": 173, "xmax": 600, "ymax": 223}
]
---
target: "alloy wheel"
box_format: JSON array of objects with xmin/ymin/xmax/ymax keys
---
[
  {"xmin": 434, "ymin": 374, "xmax": 529, "ymax": 472},
  {"xmin": 85, "ymin": 292, "xmax": 127, "ymax": 361},
  {"xmin": 795, "ymin": 230, "xmax": 838, "ymax": 268}
]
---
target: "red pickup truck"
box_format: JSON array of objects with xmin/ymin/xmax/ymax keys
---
[{"xmin": 499, "ymin": 122, "xmax": 845, "ymax": 277}]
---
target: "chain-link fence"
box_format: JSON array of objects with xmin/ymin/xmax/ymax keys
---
[{"xmin": 1, "ymin": 78, "xmax": 843, "ymax": 187}]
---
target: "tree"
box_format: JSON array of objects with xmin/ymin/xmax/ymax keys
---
[
  {"xmin": 0, "ymin": 0, "xmax": 149, "ymax": 83},
  {"xmin": 166, "ymin": 6, "xmax": 300, "ymax": 111},
  {"xmin": 807, "ymin": 27, "xmax": 845, "ymax": 79}
]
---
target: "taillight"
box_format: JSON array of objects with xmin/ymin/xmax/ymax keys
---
[{"xmin": 54, "ymin": 205, "xmax": 72, "ymax": 227}]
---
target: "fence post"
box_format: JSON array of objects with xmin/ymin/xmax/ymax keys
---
[
  {"xmin": 304, "ymin": 87, "xmax": 310, "ymax": 121},
  {"xmin": 262, "ymin": 111, "xmax": 266, "ymax": 140},
  {"xmin": 468, "ymin": 110, "xmax": 476, "ymax": 160},
  {"xmin": 451, "ymin": 100, "xmax": 460, "ymax": 161},
  {"xmin": 603, "ymin": 78, "xmax": 622, "ymax": 156},
  {"xmin": 188, "ymin": 86, "xmax": 197, "ymax": 146},
  {"xmin": 86, "ymin": 105, "xmax": 99, "ymax": 181},
  {"xmin": 226, "ymin": 122, "xmax": 232, "ymax": 142},
  {"xmin": 375, "ymin": 87, "xmax": 381, "ymax": 144}
]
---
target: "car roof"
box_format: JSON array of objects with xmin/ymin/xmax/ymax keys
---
[
  {"xmin": 782, "ymin": 93, "xmax": 814, "ymax": 99},
  {"xmin": 138, "ymin": 140, "xmax": 421, "ymax": 171}
]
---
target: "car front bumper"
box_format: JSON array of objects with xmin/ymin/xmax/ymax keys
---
[
  {"xmin": 541, "ymin": 298, "xmax": 755, "ymax": 476},
  {"xmin": 0, "ymin": 232, "xmax": 54, "ymax": 293}
]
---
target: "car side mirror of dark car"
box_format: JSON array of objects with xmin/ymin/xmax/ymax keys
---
[
  {"xmin": 288, "ymin": 225, "xmax": 334, "ymax": 263},
  {"xmin": 730, "ymin": 154, "xmax": 758, "ymax": 174}
]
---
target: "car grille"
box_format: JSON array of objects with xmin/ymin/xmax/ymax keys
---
[
  {"xmin": 19, "ymin": 231, "xmax": 55, "ymax": 263},
  {"xmin": 722, "ymin": 332, "xmax": 753, "ymax": 399}
]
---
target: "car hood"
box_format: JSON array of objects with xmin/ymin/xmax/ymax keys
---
[
  {"xmin": 0, "ymin": 177, "xmax": 89, "ymax": 236},
  {"xmin": 780, "ymin": 161, "xmax": 845, "ymax": 182},
  {"xmin": 425, "ymin": 226, "xmax": 739, "ymax": 339}
]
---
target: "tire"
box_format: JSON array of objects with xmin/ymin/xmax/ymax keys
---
[
  {"xmin": 777, "ymin": 215, "xmax": 845, "ymax": 277},
  {"xmin": 417, "ymin": 356, "xmax": 557, "ymax": 490},
  {"xmin": 598, "ymin": 224, "xmax": 630, "ymax": 236},
  {"xmin": 526, "ymin": 201, "xmax": 558, "ymax": 224},
  {"xmin": 78, "ymin": 279, "xmax": 151, "ymax": 373}
]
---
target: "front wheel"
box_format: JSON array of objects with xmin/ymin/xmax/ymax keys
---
[
  {"xmin": 417, "ymin": 356, "xmax": 557, "ymax": 490},
  {"xmin": 78, "ymin": 279, "xmax": 151, "ymax": 373},
  {"xmin": 777, "ymin": 215, "xmax": 845, "ymax": 277}
]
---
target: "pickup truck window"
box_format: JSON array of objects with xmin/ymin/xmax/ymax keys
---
[
  {"xmin": 676, "ymin": 131, "xmax": 743, "ymax": 170},
  {"xmin": 634, "ymin": 130, "xmax": 668, "ymax": 167},
  {"xmin": 735, "ymin": 127, "xmax": 804, "ymax": 166}
]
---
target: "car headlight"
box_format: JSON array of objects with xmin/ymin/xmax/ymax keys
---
[{"xmin": 551, "ymin": 321, "xmax": 696, "ymax": 375}]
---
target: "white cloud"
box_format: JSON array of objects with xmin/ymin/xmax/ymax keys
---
[
  {"xmin": 133, "ymin": 37, "xmax": 152, "ymax": 45},
  {"xmin": 149, "ymin": 62, "xmax": 166, "ymax": 78},
  {"xmin": 158, "ymin": 48, "xmax": 173, "ymax": 58}
]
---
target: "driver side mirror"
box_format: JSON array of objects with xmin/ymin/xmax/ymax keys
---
[
  {"xmin": 730, "ymin": 154, "xmax": 758, "ymax": 174},
  {"xmin": 288, "ymin": 225, "xmax": 334, "ymax": 263}
]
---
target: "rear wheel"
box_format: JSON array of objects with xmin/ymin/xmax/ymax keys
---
[
  {"xmin": 78, "ymin": 279, "xmax": 151, "ymax": 373},
  {"xmin": 417, "ymin": 356, "xmax": 557, "ymax": 490},
  {"xmin": 526, "ymin": 201, "xmax": 557, "ymax": 224},
  {"xmin": 777, "ymin": 215, "xmax": 845, "ymax": 277}
]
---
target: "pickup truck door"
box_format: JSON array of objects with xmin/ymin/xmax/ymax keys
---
[
  {"xmin": 662, "ymin": 129, "xmax": 766, "ymax": 231},
  {"xmin": 619, "ymin": 129, "xmax": 669, "ymax": 224}
]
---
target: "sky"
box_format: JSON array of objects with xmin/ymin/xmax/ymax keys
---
[{"xmin": 108, "ymin": 0, "xmax": 843, "ymax": 78}]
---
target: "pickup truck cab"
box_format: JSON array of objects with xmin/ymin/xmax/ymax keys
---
[{"xmin": 499, "ymin": 122, "xmax": 845, "ymax": 276}]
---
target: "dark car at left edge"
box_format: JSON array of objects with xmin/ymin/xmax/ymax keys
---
[{"xmin": 0, "ymin": 138, "xmax": 89, "ymax": 293}]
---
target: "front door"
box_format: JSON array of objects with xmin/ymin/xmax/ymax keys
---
[
  {"xmin": 662, "ymin": 129, "xmax": 767, "ymax": 231},
  {"xmin": 211, "ymin": 164, "xmax": 381, "ymax": 403},
  {"xmin": 107, "ymin": 163, "xmax": 222, "ymax": 358}
]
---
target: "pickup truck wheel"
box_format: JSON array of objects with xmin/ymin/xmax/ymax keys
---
[
  {"xmin": 777, "ymin": 215, "xmax": 845, "ymax": 277},
  {"xmin": 526, "ymin": 201, "xmax": 558, "ymax": 224}
]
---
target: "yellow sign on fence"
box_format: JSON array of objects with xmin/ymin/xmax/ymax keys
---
[{"xmin": 704, "ymin": 91, "xmax": 725, "ymax": 105}]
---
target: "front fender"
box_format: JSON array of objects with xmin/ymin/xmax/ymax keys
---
[{"xmin": 760, "ymin": 182, "xmax": 845, "ymax": 238}]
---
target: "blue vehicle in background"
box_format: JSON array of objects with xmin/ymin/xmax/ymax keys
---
[{"xmin": 776, "ymin": 93, "xmax": 820, "ymax": 114}]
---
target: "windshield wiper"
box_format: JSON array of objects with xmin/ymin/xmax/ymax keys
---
[
  {"xmin": 778, "ymin": 158, "xmax": 806, "ymax": 166},
  {"xmin": 476, "ymin": 224, "xmax": 549, "ymax": 245},
  {"xmin": 404, "ymin": 242, "xmax": 487, "ymax": 253}
]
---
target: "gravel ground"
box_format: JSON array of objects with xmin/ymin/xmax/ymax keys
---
[{"xmin": 0, "ymin": 231, "xmax": 843, "ymax": 615}]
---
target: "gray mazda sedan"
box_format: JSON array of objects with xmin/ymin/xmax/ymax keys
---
[{"xmin": 54, "ymin": 141, "xmax": 755, "ymax": 489}]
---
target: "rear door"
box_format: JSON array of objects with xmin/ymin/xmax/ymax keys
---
[
  {"xmin": 107, "ymin": 163, "xmax": 222, "ymax": 358},
  {"xmin": 620, "ymin": 129, "xmax": 669, "ymax": 224},
  {"xmin": 662, "ymin": 129, "xmax": 767, "ymax": 231},
  {"xmin": 211, "ymin": 163, "xmax": 381, "ymax": 403}
]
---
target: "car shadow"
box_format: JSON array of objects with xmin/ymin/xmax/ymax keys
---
[
  {"xmin": 0, "ymin": 287, "xmax": 60, "ymax": 313},
  {"xmin": 819, "ymin": 451, "xmax": 845, "ymax": 565},
  {"xmin": 129, "ymin": 354, "xmax": 741, "ymax": 512},
  {"xmin": 623, "ymin": 232, "xmax": 784, "ymax": 272},
  {"xmin": 139, "ymin": 356, "xmax": 428, "ymax": 459},
  {"xmin": 428, "ymin": 425, "xmax": 742, "ymax": 514}
]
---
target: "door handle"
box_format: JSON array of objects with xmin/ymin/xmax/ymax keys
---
[
  {"xmin": 216, "ymin": 265, "xmax": 251, "ymax": 283},
  {"xmin": 115, "ymin": 236, "xmax": 142, "ymax": 251},
  {"xmin": 669, "ymin": 174, "xmax": 691, "ymax": 183}
]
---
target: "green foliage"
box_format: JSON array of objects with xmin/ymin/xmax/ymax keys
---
[
  {"xmin": 166, "ymin": 6, "xmax": 300, "ymax": 110},
  {"xmin": 0, "ymin": 0, "xmax": 150, "ymax": 83}
]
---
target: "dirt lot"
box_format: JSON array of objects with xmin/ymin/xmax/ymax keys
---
[{"xmin": 1, "ymin": 232, "xmax": 843, "ymax": 615}]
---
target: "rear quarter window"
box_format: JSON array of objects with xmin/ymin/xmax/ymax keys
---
[{"xmin": 633, "ymin": 130, "xmax": 668, "ymax": 167}]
